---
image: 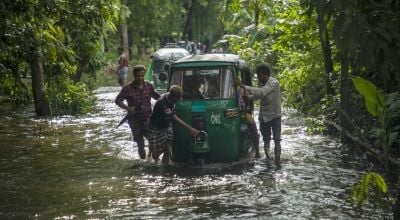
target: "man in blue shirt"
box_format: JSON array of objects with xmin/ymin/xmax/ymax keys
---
[{"xmin": 147, "ymin": 85, "xmax": 199, "ymax": 164}]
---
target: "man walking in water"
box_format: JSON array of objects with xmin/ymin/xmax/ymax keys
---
[
  {"xmin": 117, "ymin": 47, "xmax": 129, "ymax": 86},
  {"xmin": 147, "ymin": 85, "xmax": 199, "ymax": 164},
  {"xmin": 237, "ymin": 63, "xmax": 282, "ymax": 165},
  {"xmin": 115, "ymin": 65, "xmax": 161, "ymax": 159}
]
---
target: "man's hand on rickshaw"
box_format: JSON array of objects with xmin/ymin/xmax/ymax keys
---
[{"xmin": 190, "ymin": 128, "xmax": 200, "ymax": 137}]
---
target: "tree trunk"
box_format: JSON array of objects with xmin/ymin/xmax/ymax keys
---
[
  {"xmin": 183, "ymin": 0, "xmax": 196, "ymax": 41},
  {"xmin": 74, "ymin": 53, "xmax": 90, "ymax": 83},
  {"xmin": 30, "ymin": 48, "xmax": 50, "ymax": 116},
  {"xmin": 316, "ymin": 5, "xmax": 335, "ymax": 97},
  {"xmin": 253, "ymin": 1, "xmax": 260, "ymax": 28},
  {"xmin": 128, "ymin": 26, "xmax": 134, "ymax": 59},
  {"xmin": 15, "ymin": 68, "xmax": 30, "ymax": 104},
  {"xmin": 315, "ymin": 2, "xmax": 336, "ymax": 135},
  {"xmin": 121, "ymin": 0, "xmax": 129, "ymax": 59},
  {"xmin": 339, "ymin": 54, "xmax": 352, "ymax": 143},
  {"xmin": 218, "ymin": 0, "xmax": 229, "ymax": 40},
  {"xmin": 137, "ymin": 31, "xmax": 146, "ymax": 59}
]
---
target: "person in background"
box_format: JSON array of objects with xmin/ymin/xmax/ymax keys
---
[
  {"xmin": 237, "ymin": 63, "xmax": 282, "ymax": 165},
  {"xmin": 115, "ymin": 65, "xmax": 161, "ymax": 159},
  {"xmin": 147, "ymin": 85, "xmax": 199, "ymax": 164},
  {"xmin": 117, "ymin": 47, "xmax": 129, "ymax": 86},
  {"xmin": 204, "ymin": 75, "xmax": 220, "ymax": 99},
  {"xmin": 239, "ymin": 66, "xmax": 260, "ymax": 158}
]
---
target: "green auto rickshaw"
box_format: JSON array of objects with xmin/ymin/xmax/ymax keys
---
[
  {"xmin": 165, "ymin": 53, "xmax": 255, "ymax": 163},
  {"xmin": 145, "ymin": 47, "xmax": 190, "ymax": 93}
]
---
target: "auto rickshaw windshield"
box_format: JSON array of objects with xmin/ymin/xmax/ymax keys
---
[
  {"xmin": 170, "ymin": 66, "xmax": 235, "ymax": 100},
  {"xmin": 153, "ymin": 60, "xmax": 166, "ymax": 74}
]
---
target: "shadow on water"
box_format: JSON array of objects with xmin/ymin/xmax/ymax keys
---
[{"xmin": 0, "ymin": 86, "xmax": 393, "ymax": 219}]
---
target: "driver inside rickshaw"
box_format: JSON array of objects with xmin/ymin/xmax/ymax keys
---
[
  {"xmin": 204, "ymin": 75, "xmax": 220, "ymax": 99},
  {"xmin": 182, "ymin": 71, "xmax": 204, "ymax": 99}
]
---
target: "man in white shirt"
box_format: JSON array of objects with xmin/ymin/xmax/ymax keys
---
[{"xmin": 237, "ymin": 63, "xmax": 282, "ymax": 165}]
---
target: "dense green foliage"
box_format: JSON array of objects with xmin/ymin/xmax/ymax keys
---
[
  {"xmin": 222, "ymin": 0, "xmax": 400, "ymax": 163},
  {"xmin": 124, "ymin": 0, "xmax": 225, "ymax": 58},
  {"xmin": 0, "ymin": 0, "xmax": 120, "ymax": 115},
  {"xmin": 220, "ymin": 0, "xmax": 400, "ymax": 211},
  {"xmin": 222, "ymin": 0, "xmax": 330, "ymax": 116},
  {"xmin": 46, "ymin": 77, "xmax": 94, "ymax": 115},
  {"xmin": 1, "ymin": 0, "xmax": 400, "ymax": 213}
]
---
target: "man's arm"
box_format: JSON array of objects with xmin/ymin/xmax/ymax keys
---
[
  {"xmin": 244, "ymin": 83, "xmax": 273, "ymax": 98},
  {"xmin": 172, "ymin": 115, "xmax": 199, "ymax": 136},
  {"xmin": 115, "ymin": 90, "xmax": 135, "ymax": 113},
  {"xmin": 115, "ymin": 91, "xmax": 127, "ymax": 109},
  {"xmin": 152, "ymin": 86, "xmax": 161, "ymax": 100}
]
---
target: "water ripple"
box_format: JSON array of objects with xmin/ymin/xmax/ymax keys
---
[{"xmin": 0, "ymin": 87, "xmax": 392, "ymax": 219}]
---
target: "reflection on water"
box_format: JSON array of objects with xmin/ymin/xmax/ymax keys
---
[{"xmin": 0, "ymin": 87, "xmax": 392, "ymax": 219}]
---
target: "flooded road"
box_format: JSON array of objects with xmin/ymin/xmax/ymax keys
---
[{"xmin": 0, "ymin": 87, "xmax": 392, "ymax": 219}]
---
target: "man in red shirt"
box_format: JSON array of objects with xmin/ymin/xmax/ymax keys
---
[
  {"xmin": 115, "ymin": 65, "xmax": 161, "ymax": 159},
  {"xmin": 117, "ymin": 47, "xmax": 129, "ymax": 86}
]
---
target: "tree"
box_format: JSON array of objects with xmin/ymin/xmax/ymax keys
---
[
  {"xmin": 0, "ymin": 0, "xmax": 120, "ymax": 116},
  {"xmin": 308, "ymin": 0, "xmax": 400, "ymax": 216},
  {"xmin": 120, "ymin": 0, "xmax": 130, "ymax": 59},
  {"xmin": 30, "ymin": 48, "xmax": 51, "ymax": 116},
  {"xmin": 313, "ymin": 0, "xmax": 335, "ymax": 97},
  {"xmin": 183, "ymin": 0, "xmax": 196, "ymax": 41}
]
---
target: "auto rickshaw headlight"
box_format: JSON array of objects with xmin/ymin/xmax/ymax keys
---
[
  {"xmin": 195, "ymin": 131, "xmax": 207, "ymax": 143},
  {"xmin": 192, "ymin": 131, "xmax": 209, "ymax": 153}
]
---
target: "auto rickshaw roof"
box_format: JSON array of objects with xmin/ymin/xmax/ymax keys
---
[
  {"xmin": 151, "ymin": 48, "xmax": 190, "ymax": 61},
  {"xmin": 172, "ymin": 53, "xmax": 246, "ymax": 68}
]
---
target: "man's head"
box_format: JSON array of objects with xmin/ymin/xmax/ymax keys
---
[
  {"xmin": 168, "ymin": 85, "xmax": 183, "ymax": 103},
  {"xmin": 255, "ymin": 63, "xmax": 271, "ymax": 84},
  {"xmin": 133, "ymin": 64, "xmax": 146, "ymax": 84}
]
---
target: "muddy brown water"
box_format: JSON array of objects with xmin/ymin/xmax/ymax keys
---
[{"xmin": 0, "ymin": 87, "xmax": 392, "ymax": 219}]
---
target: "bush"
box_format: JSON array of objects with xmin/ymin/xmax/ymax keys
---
[{"xmin": 46, "ymin": 79, "xmax": 95, "ymax": 115}]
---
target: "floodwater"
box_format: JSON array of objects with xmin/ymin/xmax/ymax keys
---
[{"xmin": 0, "ymin": 87, "xmax": 393, "ymax": 219}]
